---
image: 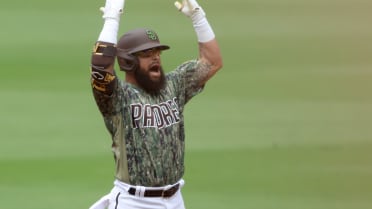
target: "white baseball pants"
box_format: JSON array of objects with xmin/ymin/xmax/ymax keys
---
[{"xmin": 89, "ymin": 179, "xmax": 186, "ymax": 209}]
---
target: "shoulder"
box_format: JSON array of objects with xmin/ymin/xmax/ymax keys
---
[{"xmin": 167, "ymin": 60, "xmax": 198, "ymax": 76}]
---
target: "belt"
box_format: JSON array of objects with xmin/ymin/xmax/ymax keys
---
[{"xmin": 127, "ymin": 183, "xmax": 180, "ymax": 198}]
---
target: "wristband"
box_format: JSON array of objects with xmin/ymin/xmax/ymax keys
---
[
  {"xmin": 191, "ymin": 9, "xmax": 215, "ymax": 43},
  {"xmin": 98, "ymin": 19, "xmax": 119, "ymax": 44}
]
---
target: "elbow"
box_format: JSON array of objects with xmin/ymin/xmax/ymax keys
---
[
  {"xmin": 217, "ymin": 57, "xmax": 223, "ymax": 70},
  {"xmin": 214, "ymin": 55, "xmax": 223, "ymax": 72}
]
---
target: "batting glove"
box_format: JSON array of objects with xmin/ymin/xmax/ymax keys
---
[
  {"xmin": 174, "ymin": 0, "xmax": 215, "ymax": 43},
  {"xmin": 100, "ymin": 0, "xmax": 125, "ymax": 21},
  {"xmin": 174, "ymin": 0, "xmax": 205, "ymax": 18},
  {"xmin": 97, "ymin": 0, "xmax": 125, "ymax": 44}
]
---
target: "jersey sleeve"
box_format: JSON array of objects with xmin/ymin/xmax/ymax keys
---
[
  {"xmin": 168, "ymin": 60, "xmax": 205, "ymax": 104},
  {"xmin": 91, "ymin": 69, "xmax": 124, "ymax": 118}
]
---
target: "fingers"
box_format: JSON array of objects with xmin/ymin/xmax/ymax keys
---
[
  {"xmin": 174, "ymin": 1, "xmax": 183, "ymax": 11},
  {"xmin": 186, "ymin": 0, "xmax": 195, "ymax": 10},
  {"xmin": 174, "ymin": 0, "xmax": 196, "ymax": 10}
]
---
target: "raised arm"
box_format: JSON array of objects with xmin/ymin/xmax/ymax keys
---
[
  {"xmin": 175, "ymin": 0, "xmax": 223, "ymax": 86},
  {"xmin": 91, "ymin": 0, "xmax": 125, "ymax": 94}
]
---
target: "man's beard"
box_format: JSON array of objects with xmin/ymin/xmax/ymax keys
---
[{"xmin": 134, "ymin": 66, "xmax": 166, "ymax": 95}]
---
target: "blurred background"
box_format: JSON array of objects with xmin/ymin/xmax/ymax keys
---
[{"xmin": 1, "ymin": 0, "xmax": 372, "ymax": 208}]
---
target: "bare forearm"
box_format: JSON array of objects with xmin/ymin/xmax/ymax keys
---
[
  {"xmin": 175, "ymin": 0, "xmax": 223, "ymax": 86},
  {"xmin": 197, "ymin": 39, "xmax": 223, "ymax": 85}
]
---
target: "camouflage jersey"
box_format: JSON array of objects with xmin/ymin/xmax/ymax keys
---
[{"xmin": 92, "ymin": 60, "xmax": 203, "ymax": 187}]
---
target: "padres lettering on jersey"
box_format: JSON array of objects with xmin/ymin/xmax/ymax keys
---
[
  {"xmin": 131, "ymin": 98, "xmax": 180, "ymax": 129},
  {"xmin": 92, "ymin": 60, "xmax": 203, "ymax": 186}
]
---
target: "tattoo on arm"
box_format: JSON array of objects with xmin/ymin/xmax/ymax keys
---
[{"xmin": 195, "ymin": 61, "xmax": 213, "ymax": 86}]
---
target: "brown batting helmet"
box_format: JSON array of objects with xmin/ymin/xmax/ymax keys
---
[{"xmin": 116, "ymin": 28, "xmax": 170, "ymax": 71}]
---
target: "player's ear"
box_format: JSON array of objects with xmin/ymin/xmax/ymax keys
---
[
  {"xmin": 118, "ymin": 57, "xmax": 131, "ymax": 71},
  {"xmin": 117, "ymin": 57, "xmax": 125, "ymax": 68},
  {"xmin": 117, "ymin": 54, "xmax": 139, "ymax": 72}
]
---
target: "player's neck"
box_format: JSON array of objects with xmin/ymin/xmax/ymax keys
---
[{"xmin": 125, "ymin": 73, "xmax": 138, "ymax": 85}]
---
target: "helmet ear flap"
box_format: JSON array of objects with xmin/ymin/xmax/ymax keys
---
[{"xmin": 117, "ymin": 49, "xmax": 139, "ymax": 72}]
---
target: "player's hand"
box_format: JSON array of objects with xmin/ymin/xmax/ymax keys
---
[
  {"xmin": 100, "ymin": 0, "xmax": 125, "ymax": 21},
  {"xmin": 174, "ymin": 0, "xmax": 205, "ymax": 18}
]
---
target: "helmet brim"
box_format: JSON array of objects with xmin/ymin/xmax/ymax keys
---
[{"xmin": 129, "ymin": 43, "xmax": 170, "ymax": 54}]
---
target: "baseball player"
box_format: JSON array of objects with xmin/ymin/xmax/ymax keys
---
[{"xmin": 89, "ymin": 0, "xmax": 222, "ymax": 208}]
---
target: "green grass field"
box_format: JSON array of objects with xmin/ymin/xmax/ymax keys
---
[{"xmin": 1, "ymin": 0, "xmax": 372, "ymax": 208}]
